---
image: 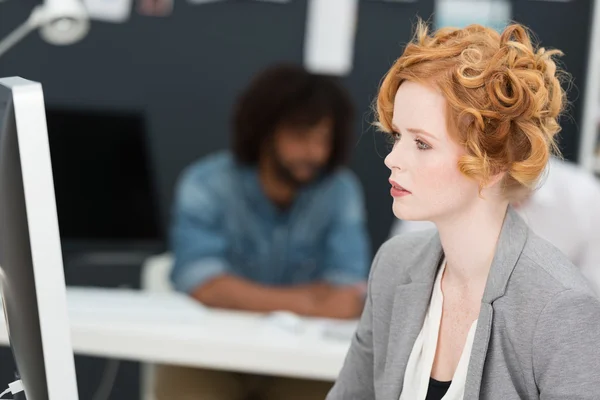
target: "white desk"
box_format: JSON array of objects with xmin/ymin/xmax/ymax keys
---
[{"xmin": 0, "ymin": 287, "xmax": 355, "ymax": 381}]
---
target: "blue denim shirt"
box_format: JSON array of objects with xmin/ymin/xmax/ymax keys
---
[{"xmin": 170, "ymin": 151, "xmax": 371, "ymax": 293}]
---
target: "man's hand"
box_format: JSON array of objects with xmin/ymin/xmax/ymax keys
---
[
  {"xmin": 293, "ymin": 282, "xmax": 337, "ymax": 300},
  {"xmin": 266, "ymin": 282, "xmax": 366, "ymax": 319},
  {"xmin": 191, "ymin": 274, "xmax": 317, "ymax": 315},
  {"xmin": 310, "ymin": 284, "xmax": 366, "ymax": 320},
  {"xmin": 191, "ymin": 275, "xmax": 366, "ymax": 319}
]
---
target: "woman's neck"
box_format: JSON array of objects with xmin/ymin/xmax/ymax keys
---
[{"xmin": 435, "ymin": 200, "xmax": 509, "ymax": 290}]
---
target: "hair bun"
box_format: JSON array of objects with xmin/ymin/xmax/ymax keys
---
[{"xmin": 485, "ymin": 24, "xmax": 564, "ymax": 123}]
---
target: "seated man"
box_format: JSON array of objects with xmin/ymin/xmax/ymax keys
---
[
  {"xmin": 390, "ymin": 157, "xmax": 600, "ymax": 296},
  {"xmin": 155, "ymin": 64, "xmax": 370, "ymax": 400}
]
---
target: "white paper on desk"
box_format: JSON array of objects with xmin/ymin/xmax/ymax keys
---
[
  {"xmin": 319, "ymin": 320, "xmax": 357, "ymax": 341},
  {"xmin": 260, "ymin": 313, "xmax": 357, "ymax": 342},
  {"xmin": 67, "ymin": 288, "xmax": 206, "ymax": 325}
]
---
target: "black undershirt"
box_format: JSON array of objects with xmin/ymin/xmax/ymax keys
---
[{"xmin": 425, "ymin": 377, "xmax": 452, "ymax": 400}]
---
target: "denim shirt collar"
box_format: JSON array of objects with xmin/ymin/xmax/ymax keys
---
[{"xmin": 238, "ymin": 162, "xmax": 324, "ymax": 223}]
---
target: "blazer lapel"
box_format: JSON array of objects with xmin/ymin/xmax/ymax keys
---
[
  {"xmin": 464, "ymin": 303, "xmax": 493, "ymax": 398},
  {"xmin": 382, "ymin": 232, "xmax": 443, "ymax": 400},
  {"xmin": 464, "ymin": 206, "xmax": 529, "ymax": 398}
]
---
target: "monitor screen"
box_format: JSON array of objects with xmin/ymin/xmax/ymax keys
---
[{"xmin": 45, "ymin": 107, "xmax": 161, "ymax": 242}]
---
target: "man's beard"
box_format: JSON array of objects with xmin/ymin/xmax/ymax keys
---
[{"xmin": 272, "ymin": 150, "xmax": 322, "ymax": 188}]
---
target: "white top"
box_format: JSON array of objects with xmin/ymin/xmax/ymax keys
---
[
  {"xmin": 390, "ymin": 158, "xmax": 600, "ymax": 297},
  {"xmin": 399, "ymin": 262, "xmax": 478, "ymax": 400}
]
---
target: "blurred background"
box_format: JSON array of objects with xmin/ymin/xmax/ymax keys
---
[{"xmin": 0, "ymin": 0, "xmax": 598, "ymax": 398}]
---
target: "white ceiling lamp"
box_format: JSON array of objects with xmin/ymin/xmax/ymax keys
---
[{"xmin": 0, "ymin": 0, "xmax": 90, "ymax": 58}]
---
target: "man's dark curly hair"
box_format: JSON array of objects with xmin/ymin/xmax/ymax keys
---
[{"xmin": 232, "ymin": 64, "xmax": 355, "ymax": 172}]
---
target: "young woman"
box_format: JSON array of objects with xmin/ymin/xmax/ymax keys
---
[{"xmin": 327, "ymin": 21, "xmax": 600, "ymax": 400}]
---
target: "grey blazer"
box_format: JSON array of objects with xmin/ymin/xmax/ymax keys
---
[{"xmin": 327, "ymin": 207, "xmax": 600, "ymax": 400}]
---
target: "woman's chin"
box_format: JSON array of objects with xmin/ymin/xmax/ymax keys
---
[
  {"xmin": 392, "ymin": 203, "xmax": 411, "ymax": 220},
  {"xmin": 392, "ymin": 203, "xmax": 428, "ymax": 221}
]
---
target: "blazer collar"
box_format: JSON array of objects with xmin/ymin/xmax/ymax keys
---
[
  {"xmin": 405, "ymin": 205, "xmax": 529, "ymax": 303},
  {"xmin": 481, "ymin": 206, "xmax": 529, "ymax": 303},
  {"xmin": 405, "ymin": 228, "xmax": 443, "ymax": 284}
]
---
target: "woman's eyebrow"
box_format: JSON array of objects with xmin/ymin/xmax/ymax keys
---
[{"xmin": 406, "ymin": 127, "xmax": 437, "ymax": 142}]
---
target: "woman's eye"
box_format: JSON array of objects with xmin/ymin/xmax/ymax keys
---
[
  {"xmin": 392, "ymin": 132, "xmax": 401, "ymax": 141},
  {"xmin": 415, "ymin": 139, "xmax": 431, "ymax": 150}
]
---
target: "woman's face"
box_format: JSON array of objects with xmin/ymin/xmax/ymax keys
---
[{"xmin": 385, "ymin": 81, "xmax": 480, "ymax": 222}]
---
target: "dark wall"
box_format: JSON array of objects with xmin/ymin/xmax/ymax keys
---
[{"xmin": 0, "ymin": 0, "xmax": 434, "ymax": 253}]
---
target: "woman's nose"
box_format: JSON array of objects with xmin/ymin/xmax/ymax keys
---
[{"xmin": 385, "ymin": 143, "xmax": 403, "ymax": 171}]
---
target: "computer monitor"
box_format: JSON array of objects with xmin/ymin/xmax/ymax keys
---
[
  {"xmin": 0, "ymin": 77, "xmax": 78, "ymax": 399},
  {"xmin": 44, "ymin": 106, "xmax": 161, "ymax": 244}
]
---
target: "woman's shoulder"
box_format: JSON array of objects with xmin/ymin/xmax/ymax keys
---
[
  {"xmin": 499, "ymin": 230, "xmax": 600, "ymax": 333},
  {"xmin": 369, "ymin": 228, "xmax": 439, "ymax": 288},
  {"xmin": 516, "ymin": 233, "xmax": 600, "ymax": 384},
  {"xmin": 515, "ymin": 232, "xmax": 597, "ymax": 297}
]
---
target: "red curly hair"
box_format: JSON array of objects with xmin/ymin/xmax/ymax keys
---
[{"xmin": 376, "ymin": 20, "xmax": 567, "ymax": 195}]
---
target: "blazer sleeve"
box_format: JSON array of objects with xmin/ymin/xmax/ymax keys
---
[
  {"xmin": 533, "ymin": 289, "xmax": 600, "ymax": 399},
  {"xmin": 326, "ymin": 247, "xmax": 384, "ymax": 399}
]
